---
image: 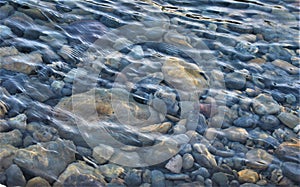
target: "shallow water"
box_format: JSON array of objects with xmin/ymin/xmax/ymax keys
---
[{"xmin": 0, "ymin": 0, "xmax": 299, "ymax": 186}]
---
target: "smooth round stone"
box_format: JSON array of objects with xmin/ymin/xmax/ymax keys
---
[
  {"xmin": 125, "ymin": 169, "xmax": 142, "ymax": 186},
  {"xmin": 225, "ymin": 72, "xmax": 246, "ymax": 90},
  {"xmin": 204, "ymin": 179, "xmax": 213, "ymax": 187},
  {"xmin": 233, "ymin": 116, "xmax": 257, "ymax": 128},
  {"xmin": 151, "ymin": 170, "xmax": 165, "ymax": 187},
  {"xmin": 285, "ymin": 94, "xmax": 296, "ymax": 104},
  {"xmin": 278, "ymin": 112, "xmax": 299, "ymax": 129},
  {"xmin": 182, "ymin": 153, "xmax": 194, "ymax": 170},
  {"xmin": 282, "ymin": 162, "xmax": 300, "ymax": 182},
  {"xmin": 246, "ymin": 149, "xmax": 273, "ymax": 169},
  {"xmin": 0, "ymin": 25, "xmax": 13, "ymax": 39},
  {"xmin": 145, "ymin": 27, "xmax": 165, "ymax": 40},
  {"xmin": 26, "ymin": 177, "xmax": 51, "ymax": 187},
  {"xmin": 5, "ymin": 164, "xmax": 26, "ymax": 187},
  {"xmin": 212, "ymin": 172, "xmax": 229, "ymax": 186},
  {"xmin": 258, "ymin": 115, "xmax": 280, "ymax": 131},
  {"xmin": 252, "ymin": 94, "xmax": 280, "ymax": 115}
]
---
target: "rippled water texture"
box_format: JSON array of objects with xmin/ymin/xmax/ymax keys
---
[{"xmin": 0, "ymin": 0, "xmax": 299, "ymax": 186}]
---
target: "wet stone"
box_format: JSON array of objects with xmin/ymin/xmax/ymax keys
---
[
  {"xmin": 225, "ymin": 72, "xmax": 246, "ymax": 90},
  {"xmin": 212, "ymin": 172, "xmax": 229, "ymax": 187},
  {"xmin": 258, "ymin": 115, "xmax": 280, "ymax": 131},
  {"xmin": 0, "ymin": 129, "xmax": 22, "ymax": 147},
  {"xmin": 238, "ymin": 169, "xmax": 259, "ymax": 183},
  {"xmin": 275, "ymin": 141, "xmax": 300, "ymax": 163},
  {"xmin": 182, "ymin": 153, "xmax": 194, "ymax": 170},
  {"xmin": 0, "ymin": 25, "xmax": 13, "ymax": 39},
  {"xmin": 5, "ymin": 164, "xmax": 26, "ymax": 187},
  {"xmin": 222, "ymin": 127, "xmax": 249, "ymax": 143},
  {"xmin": 233, "ymin": 115, "xmax": 258, "ymax": 128},
  {"xmin": 282, "ymin": 162, "xmax": 300, "ymax": 183},
  {"xmin": 278, "ymin": 112, "xmax": 299, "ymax": 129},
  {"xmin": 93, "ymin": 144, "xmax": 115, "ymax": 164},
  {"xmin": 7, "ymin": 113, "xmax": 27, "ymax": 130},
  {"xmin": 26, "ymin": 177, "xmax": 51, "ymax": 187},
  {"xmin": 97, "ymin": 164, "xmax": 124, "ymax": 179},
  {"xmin": 165, "ymin": 154, "xmax": 183, "ymax": 174},
  {"xmin": 14, "ymin": 139, "xmax": 76, "ymax": 183},
  {"xmin": 0, "ymin": 120, "xmax": 9, "ymax": 132},
  {"xmin": 246, "ymin": 149, "xmax": 273, "ymax": 169},
  {"xmin": 252, "ymin": 94, "xmax": 280, "ymax": 115},
  {"xmin": 124, "ymin": 169, "xmax": 142, "ymax": 186},
  {"xmin": 285, "ymin": 94, "xmax": 297, "ymax": 104},
  {"xmin": 26, "ymin": 122, "xmax": 58, "ymax": 142},
  {"xmin": 151, "ymin": 170, "xmax": 165, "ymax": 187}
]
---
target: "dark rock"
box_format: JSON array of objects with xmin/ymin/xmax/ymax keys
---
[
  {"xmin": 225, "ymin": 72, "xmax": 246, "ymax": 90},
  {"xmin": 125, "ymin": 169, "xmax": 142, "ymax": 186},
  {"xmin": 14, "ymin": 139, "xmax": 76, "ymax": 183},
  {"xmin": 5, "ymin": 164, "xmax": 26, "ymax": 187},
  {"xmin": 0, "ymin": 120, "xmax": 9, "ymax": 132},
  {"xmin": 282, "ymin": 162, "xmax": 300, "ymax": 183},
  {"xmin": 26, "ymin": 122, "xmax": 58, "ymax": 142},
  {"xmin": 275, "ymin": 141, "xmax": 300, "ymax": 163},
  {"xmin": 151, "ymin": 170, "xmax": 165, "ymax": 187},
  {"xmin": 191, "ymin": 167, "xmax": 210, "ymax": 179},
  {"xmin": 24, "ymin": 79, "xmax": 55, "ymax": 102},
  {"xmin": 212, "ymin": 172, "xmax": 229, "ymax": 187},
  {"xmin": 233, "ymin": 116, "xmax": 258, "ymax": 128},
  {"xmin": 0, "ymin": 145, "xmax": 17, "ymax": 172},
  {"xmin": 258, "ymin": 115, "xmax": 280, "ymax": 131},
  {"xmin": 63, "ymin": 174, "xmax": 104, "ymax": 187}
]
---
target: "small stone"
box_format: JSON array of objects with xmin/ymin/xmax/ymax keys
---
[
  {"xmin": 278, "ymin": 112, "xmax": 299, "ymax": 129},
  {"xmin": 272, "ymin": 59, "xmax": 299, "ymax": 75},
  {"xmin": 173, "ymin": 123, "xmax": 186, "ymax": 135},
  {"xmin": 246, "ymin": 149, "xmax": 273, "ymax": 169},
  {"xmin": 5, "ymin": 164, "xmax": 26, "ymax": 187},
  {"xmin": 204, "ymin": 179, "xmax": 212, "ymax": 187},
  {"xmin": 282, "ymin": 162, "xmax": 300, "ymax": 183},
  {"xmin": 54, "ymin": 162, "xmax": 105, "ymax": 186},
  {"xmin": 0, "ymin": 100, "xmax": 8, "ymax": 119},
  {"xmin": 0, "ymin": 25, "xmax": 13, "ymax": 39},
  {"xmin": 252, "ymin": 94, "xmax": 280, "ymax": 115},
  {"xmin": 164, "ymin": 173, "xmax": 190, "ymax": 180},
  {"xmin": 51, "ymin": 81, "xmax": 65, "ymax": 93},
  {"xmin": 125, "ymin": 169, "xmax": 142, "ymax": 186},
  {"xmin": 0, "ymin": 120, "xmax": 9, "ymax": 132},
  {"xmin": 27, "ymin": 122, "xmax": 58, "ymax": 142},
  {"xmin": 275, "ymin": 141, "xmax": 300, "ymax": 163},
  {"xmin": 142, "ymin": 169, "xmax": 151, "ymax": 184},
  {"xmin": 128, "ymin": 45, "xmax": 144, "ymax": 59},
  {"xmin": 26, "ymin": 177, "xmax": 51, "ymax": 187},
  {"xmin": 233, "ymin": 116, "xmax": 257, "ymax": 128},
  {"xmin": 258, "ymin": 115, "xmax": 280, "ymax": 131},
  {"xmin": 285, "ymin": 94, "xmax": 297, "ymax": 104},
  {"xmin": 294, "ymin": 124, "xmax": 300, "ymax": 134},
  {"xmin": 222, "ymin": 127, "xmax": 249, "ymax": 143},
  {"xmin": 7, "ymin": 113, "xmax": 27, "ymax": 129},
  {"xmin": 165, "ymin": 154, "xmax": 183, "ymax": 173},
  {"xmin": 182, "ymin": 153, "xmax": 194, "ymax": 170},
  {"xmin": 97, "ymin": 164, "xmax": 124, "ymax": 179},
  {"xmin": 225, "ymin": 72, "xmax": 246, "ymax": 90},
  {"xmin": 93, "ymin": 144, "xmax": 115, "ymax": 164},
  {"xmin": 0, "ymin": 129, "xmax": 22, "ymax": 147},
  {"xmin": 238, "ymin": 169, "xmax": 259, "ymax": 183},
  {"xmin": 14, "ymin": 139, "xmax": 76, "ymax": 183},
  {"xmin": 212, "ymin": 172, "xmax": 229, "ymax": 186},
  {"xmin": 151, "ymin": 170, "xmax": 165, "ymax": 187}
]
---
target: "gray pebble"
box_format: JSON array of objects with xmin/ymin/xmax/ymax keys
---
[
  {"xmin": 182, "ymin": 153, "xmax": 194, "ymax": 170},
  {"xmin": 282, "ymin": 162, "xmax": 300, "ymax": 183},
  {"xmin": 151, "ymin": 170, "xmax": 165, "ymax": 187},
  {"xmin": 233, "ymin": 116, "xmax": 257, "ymax": 128},
  {"xmin": 258, "ymin": 115, "xmax": 280, "ymax": 131},
  {"xmin": 225, "ymin": 72, "xmax": 246, "ymax": 90},
  {"xmin": 5, "ymin": 164, "xmax": 26, "ymax": 187},
  {"xmin": 285, "ymin": 94, "xmax": 296, "ymax": 104}
]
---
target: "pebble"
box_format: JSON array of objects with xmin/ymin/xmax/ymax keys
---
[
  {"xmin": 165, "ymin": 154, "xmax": 183, "ymax": 173},
  {"xmin": 282, "ymin": 162, "xmax": 300, "ymax": 183},
  {"xmin": 233, "ymin": 116, "xmax": 257, "ymax": 128},
  {"xmin": 182, "ymin": 153, "xmax": 194, "ymax": 170},
  {"xmin": 14, "ymin": 139, "xmax": 76, "ymax": 183},
  {"xmin": 7, "ymin": 113, "xmax": 27, "ymax": 129},
  {"xmin": 128, "ymin": 45, "xmax": 144, "ymax": 60},
  {"xmin": 252, "ymin": 94, "xmax": 281, "ymax": 115},
  {"xmin": 222, "ymin": 127, "xmax": 249, "ymax": 143},
  {"xmin": 0, "ymin": 129, "xmax": 23, "ymax": 147},
  {"xmin": 5, "ymin": 164, "xmax": 26, "ymax": 187},
  {"xmin": 164, "ymin": 173, "xmax": 190, "ymax": 180},
  {"xmin": 237, "ymin": 169, "xmax": 259, "ymax": 183},
  {"xmin": 275, "ymin": 141, "xmax": 300, "ymax": 163},
  {"xmin": 258, "ymin": 115, "xmax": 280, "ymax": 131},
  {"xmin": 151, "ymin": 170, "xmax": 165, "ymax": 187},
  {"xmin": 285, "ymin": 94, "xmax": 297, "ymax": 104},
  {"xmin": 92, "ymin": 144, "xmax": 115, "ymax": 164},
  {"xmin": 225, "ymin": 72, "xmax": 246, "ymax": 90},
  {"xmin": 272, "ymin": 59, "xmax": 299, "ymax": 75},
  {"xmin": 0, "ymin": 120, "xmax": 9, "ymax": 132},
  {"xmin": 97, "ymin": 164, "xmax": 124, "ymax": 179},
  {"xmin": 27, "ymin": 122, "xmax": 58, "ymax": 142},
  {"xmin": 211, "ymin": 172, "xmax": 229, "ymax": 187},
  {"xmin": 0, "ymin": 100, "xmax": 8, "ymax": 119},
  {"xmin": 0, "ymin": 25, "xmax": 13, "ymax": 39},
  {"xmin": 246, "ymin": 149, "xmax": 273, "ymax": 169},
  {"xmin": 277, "ymin": 112, "xmax": 299, "ymax": 129},
  {"xmin": 124, "ymin": 169, "xmax": 142, "ymax": 186},
  {"xmin": 26, "ymin": 177, "xmax": 51, "ymax": 187}
]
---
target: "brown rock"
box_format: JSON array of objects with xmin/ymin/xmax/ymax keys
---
[
  {"xmin": 275, "ymin": 141, "xmax": 300, "ymax": 163},
  {"xmin": 0, "ymin": 144, "xmax": 17, "ymax": 172},
  {"xmin": 272, "ymin": 59, "xmax": 299, "ymax": 75},
  {"xmin": 0, "ymin": 100, "xmax": 8, "ymax": 119},
  {"xmin": 238, "ymin": 169, "xmax": 259, "ymax": 183},
  {"xmin": 26, "ymin": 177, "xmax": 51, "ymax": 187}
]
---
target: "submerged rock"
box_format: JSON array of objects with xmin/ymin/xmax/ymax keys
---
[
  {"xmin": 282, "ymin": 162, "xmax": 300, "ymax": 183},
  {"xmin": 238, "ymin": 169, "xmax": 259, "ymax": 183},
  {"xmin": 275, "ymin": 141, "xmax": 300, "ymax": 163},
  {"xmin": 5, "ymin": 164, "xmax": 26, "ymax": 187},
  {"xmin": 277, "ymin": 112, "xmax": 299, "ymax": 129},
  {"xmin": 165, "ymin": 154, "xmax": 183, "ymax": 173},
  {"xmin": 252, "ymin": 94, "xmax": 280, "ymax": 115},
  {"xmin": 0, "ymin": 129, "xmax": 22, "ymax": 147},
  {"xmin": 26, "ymin": 177, "xmax": 51, "ymax": 187},
  {"xmin": 14, "ymin": 139, "xmax": 76, "ymax": 183}
]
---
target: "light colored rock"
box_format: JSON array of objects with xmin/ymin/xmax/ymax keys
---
[
  {"xmin": 54, "ymin": 161, "xmax": 106, "ymax": 187},
  {"xmin": 0, "ymin": 100, "xmax": 8, "ymax": 119},
  {"xmin": 238, "ymin": 169, "xmax": 259, "ymax": 183},
  {"xmin": 252, "ymin": 94, "xmax": 280, "ymax": 115},
  {"xmin": 0, "ymin": 129, "xmax": 23, "ymax": 147},
  {"xmin": 278, "ymin": 112, "xmax": 299, "ymax": 129},
  {"xmin": 222, "ymin": 127, "xmax": 249, "ymax": 143},
  {"xmin": 272, "ymin": 59, "xmax": 299, "ymax": 75},
  {"xmin": 246, "ymin": 149, "xmax": 273, "ymax": 169},
  {"xmin": 162, "ymin": 57, "xmax": 209, "ymax": 100},
  {"xmin": 8, "ymin": 113, "xmax": 27, "ymax": 129},
  {"xmin": 93, "ymin": 144, "xmax": 114, "ymax": 164},
  {"xmin": 26, "ymin": 177, "xmax": 51, "ymax": 187},
  {"xmin": 182, "ymin": 153, "xmax": 194, "ymax": 170},
  {"xmin": 140, "ymin": 122, "xmax": 171, "ymax": 133},
  {"xmin": 165, "ymin": 154, "xmax": 183, "ymax": 173}
]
